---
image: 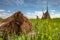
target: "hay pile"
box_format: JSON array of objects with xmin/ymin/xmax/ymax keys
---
[{"xmin": 0, "ymin": 11, "xmax": 33, "ymax": 36}]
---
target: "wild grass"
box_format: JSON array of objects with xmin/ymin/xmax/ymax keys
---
[{"xmin": 0, "ymin": 18, "xmax": 60, "ymax": 40}]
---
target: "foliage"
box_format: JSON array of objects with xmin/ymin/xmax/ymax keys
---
[{"xmin": 0, "ymin": 18, "xmax": 60, "ymax": 40}]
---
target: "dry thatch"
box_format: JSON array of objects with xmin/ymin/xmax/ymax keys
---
[
  {"xmin": 42, "ymin": 10, "xmax": 51, "ymax": 19},
  {"xmin": 0, "ymin": 11, "xmax": 33, "ymax": 36}
]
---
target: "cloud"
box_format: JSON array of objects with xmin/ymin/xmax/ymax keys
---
[
  {"xmin": 15, "ymin": 0, "xmax": 24, "ymax": 5},
  {"xmin": 0, "ymin": 9, "xmax": 5, "ymax": 12},
  {"xmin": 49, "ymin": 9, "xmax": 60, "ymax": 18},
  {"xmin": 0, "ymin": 9, "xmax": 60, "ymax": 19},
  {"xmin": 0, "ymin": 13, "xmax": 11, "ymax": 19},
  {"xmin": 25, "ymin": 11, "xmax": 43, "ymax": 19},
  {"xmin": 47, "ymin": 9, "xmax": 60, "ymax": 18},
  {"xmin": 25, "ymin": 10, "xmax": 60, "ymax": 19},
  {"xmin": 50, "ymin": 13, "xmax": 60, "ymax": 18},
  {"xmin": 0, "ymin": 0, "xmax": 14, "ymax": 6},
  {"xmin": 0, "ymin": 9, "xmax": 12, "ymax": 19},
  {"xmin": 0, "ymin": 0, "xmax": 25, "ymax": 7},
  {"xmin": 7, "ymin": 10, "xmax": 11, "ymax": 13},
  {"xmin": 50, "ymin": 10, "xmax": 55, "ymax": 12}
]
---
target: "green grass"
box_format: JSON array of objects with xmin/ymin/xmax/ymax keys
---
[
  {"xmin": 0, "ymin": 18, "xmax": 3, "ymax": 22},
  {"xmin": 1, "ymin": 18, "xmax": 60, "ymax": 40},
  {"xmin": 30, "ymin": 18, "xmax": 60, "ymax": 40}
]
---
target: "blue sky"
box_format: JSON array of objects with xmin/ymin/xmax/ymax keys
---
[{"xmin": 0, "ymin": 0, "xmax": 60, "ymax": 19}]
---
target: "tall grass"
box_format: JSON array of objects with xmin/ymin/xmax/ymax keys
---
[{"xmin": 0, "ymin": 18, "xmax": 60, "ymax": 40}]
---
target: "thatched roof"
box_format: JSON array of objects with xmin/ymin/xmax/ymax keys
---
[
  {"xmin": 42, "ymin": 10, "xmax": 51, "ymax": 19},
  {"xmin": 0, "ymin": 11, "xmax": 33, "ymax": 36}
]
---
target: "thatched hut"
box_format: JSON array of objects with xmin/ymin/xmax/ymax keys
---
[
  {"xmin": 0, "ymin": 11, "xmax": 33, "ymax": 36},
  {"xmin": 42, "ymin": 10, "xmax": 51, "ymax": 19},
  {"xmin": 42, "ymin": 0, "xmax": 51, "ymax": 19}
]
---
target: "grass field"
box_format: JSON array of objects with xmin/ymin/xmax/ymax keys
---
[
  {"xmin": 0, "ymin": 18, "xmax": 3, "ymax": 22},
  {"xmin": 0, "ymin": 18, "xmax": 60, "ymax": 40},
  {"xmin": 29, "ymin": 18, "xmax": 60, "ymax": 40}
]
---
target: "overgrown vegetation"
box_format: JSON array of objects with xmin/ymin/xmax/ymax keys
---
[
  {"xmin": 0, "ymin": 18, "xmax": 60, "ymax": 40},
  {"xmin": 0, "ymin": 18, "xmax": 3, "ymax": 22}
]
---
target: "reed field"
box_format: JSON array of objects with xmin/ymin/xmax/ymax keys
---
[{"xmin": 0, "ymin": 18, "xmax": 60, "ymax": 40}]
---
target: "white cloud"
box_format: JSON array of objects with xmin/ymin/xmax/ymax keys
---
[
  {"xmin": 0, "ymin": 9, "xmax": 60, "ymax": 19},
  {"xmin": 49, "ymin": 10, "xmax": 60, "ymax": 18},
  {"xmin": 25, "ymin": 11, "xmax": 43, "ymax": 19},
  {"xmin": 16, "ymin": 0, "xmax": 24, "ymax": 5},
  {"xmin": 25, "ymin": 10, "xmax": 60, "ymax": 19},
  {"xmin": 7, "ymin": 10, "xmax": 11, "ymax": 13},
  {"xmin": 0, "ymin": 13, "xmax": 12, "ymax": 19},
  {"xmin": 0, "ymin": 9, "xmax": 5, "ymax": 12},
  {"xmin": 51, "ymin": 10, "xmax": 55, "ymax": 12},
  {"xmin": 50, "ymin": 13, "xmax": 60, "ymax": 18},
  {"xmin": 0, "ymin": 9, "xmax": 12, "ymax": 19}
]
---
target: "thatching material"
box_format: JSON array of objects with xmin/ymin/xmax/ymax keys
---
[
  {"xmin": 42, "ymin": 10, "xmax": 51, "ymax": 19},
  {"xmin": 0, "ymin": 11, "xmax": 33, "ymax": 36}
]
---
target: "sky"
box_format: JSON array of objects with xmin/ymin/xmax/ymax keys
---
[{"xmin": 0, "ymin": 0, "xmax": 60, "ymax": 19}]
